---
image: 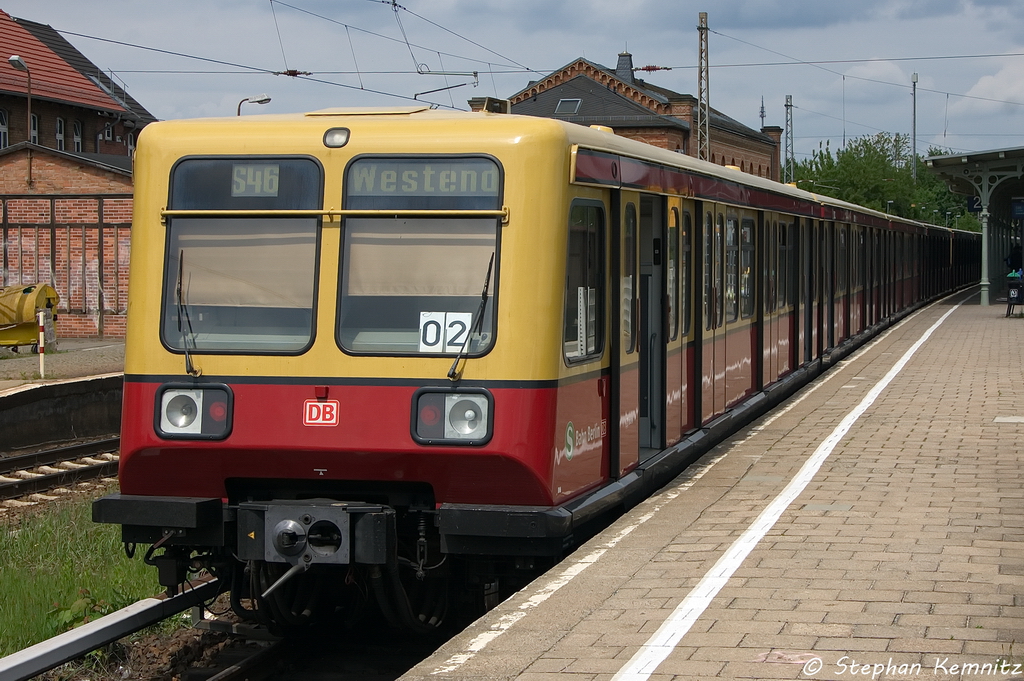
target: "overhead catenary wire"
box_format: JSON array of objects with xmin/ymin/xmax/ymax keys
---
[
  {"xmin": 271, "ymin": 0, "xmax": 523, "ymax": 70},
  {"xmin": 705, "ymin": 30, "xmax": 1024, "ymax": 109},
  {"xmin": 269, "ymin": 0, "xmax": 290, "ymax": 72}
]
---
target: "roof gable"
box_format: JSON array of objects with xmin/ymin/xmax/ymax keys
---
[
  {"xmin": 510, "ymin": 54, "xmax": 772, "ymax": 144},
  {"xmin": 0, "ymin": 11, "xmax": 126, "ymax": 113},
  {"xmin": 15, "ymin": 16, "xmax": 155, "ymax": 123},
  {"xmin": 510, "ymin": 58, "xmax": 672, "ymax": 114},
  {"xmin": 512, "ymin": 74, "xmax": 688, "ymax": 130}
]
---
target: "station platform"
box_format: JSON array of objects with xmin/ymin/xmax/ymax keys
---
[
  {"xmin": 0, "ymin": 338, "xmax": 123, "ymax": 396},
  {"xmin": 404, "ymin": 289, "xmax": 1024, "ymax": 681}
]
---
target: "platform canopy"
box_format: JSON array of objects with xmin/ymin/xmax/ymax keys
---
[{"xmin": 926, "ymin": 146, "xmax": 1024, "ymax": 306}]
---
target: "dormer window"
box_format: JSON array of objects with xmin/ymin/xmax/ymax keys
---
[{"xmin": 554, "ymin": 98, "xmax": 582, "ymax": 115}]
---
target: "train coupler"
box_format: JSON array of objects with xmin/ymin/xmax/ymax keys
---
[{"xmin": 237, "ymin": 500, "xmax": 395, "ymax": 567}]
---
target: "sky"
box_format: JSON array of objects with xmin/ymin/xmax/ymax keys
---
[{"xmin": 3, "ymin": 0, "xmax": 1023, "ymax": 163}]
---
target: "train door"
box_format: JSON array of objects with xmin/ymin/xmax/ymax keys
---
[
  {"xmin": 837, "ymin": 224, "xmax": 849, "ymax": 341},
  {"xmin": 616, "ymin": 196, "xmax": 640, "ymax": 475},
  {"xmin": 725, "ymin": 213, "xmax": 756, "ymax": 407},
  {"xmin": 663, "ymin": 200, "xmax": 690, "ymax": 446},
  {"xmin": 819, "ymin": 220, "xmax": 827, "ymax": 356},
  {"xmin": 783, "ymin": 219, "xmax": 797, "ymax": 374},
  {"xmin": 802, "ymin": 219, "xmax": 816, "ymax": 364},
  {"xmin": 825, "ymin": 222, "xmax": 835, "ymax": 350},
  {"xmin": 680, "ymin": 206, "xmax": 694, "ymax": 432},
  {"xmin": 763, "ymin": 216, "xmax": 779, "ymax": 387},
  {"xmin": 639, "ymin": 195, "xmax": 665, "ymax": 452},
  {"xmin": 701, "ymin": 207, "xmax": 726, "ymax": 422}
]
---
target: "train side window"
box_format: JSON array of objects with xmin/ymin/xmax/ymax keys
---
[
  {"xmin": 564, "ymin": 201, "xmax": 605, "ymax": 362},
  {"xmin": 624, "ymin": 203, "xmax": 637, "ymax": 354},
  {"xmin": 740, "ymin": 218, "xmax": 755, "ymax": 319},
  {"xmin": 725, "ymin": 215, "xmax": 738, "ymax": 323},
  {"xmin": 668, "ymin": 207, "xmax": 679, "ymax": 341},
  {"xmin": 681, "ymin": 211, "xmax": 692, "ymax": 336}
]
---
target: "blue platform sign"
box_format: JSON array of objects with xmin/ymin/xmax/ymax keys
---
[
  {"xmin": 967, "ymin": 196, "xmax": 982, "ymax": 213},
  {"xmin": 1013, "ymin": 200, "xmax": 1024, "ymax": 219}
]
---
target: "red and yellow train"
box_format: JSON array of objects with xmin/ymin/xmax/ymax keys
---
[{"xmin": 94, "ymin": 106, "xmax": 978, "ymax": 630}]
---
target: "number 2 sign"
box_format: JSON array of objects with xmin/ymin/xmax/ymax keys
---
[{"xmin": 419, "ymin": 312, "xmax": 473, "ymax": 353}]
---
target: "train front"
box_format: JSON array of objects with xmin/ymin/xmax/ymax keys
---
[{"xmin": 93, "ymin": 108, "xmax": 578, "ymax": 630}]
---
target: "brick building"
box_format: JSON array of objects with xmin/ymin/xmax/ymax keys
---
[
  {"xmin": 0, "ymin": 10, "xmax": 155, "ymax": 338},
  {"xmin": 472, "ymin": 51, "xmax": 782, "ymax": 181}
]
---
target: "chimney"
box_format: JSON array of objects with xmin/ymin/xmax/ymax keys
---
[{"xmin": 616, "ymin": 51, "xmax": 635, "ymax": 85}]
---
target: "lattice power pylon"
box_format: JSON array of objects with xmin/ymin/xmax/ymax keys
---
[
  {"xmin": 784, "ymin": 95, "xmax": 795, "ymax": 184},
  {"xmin": 697, "ymin": 12, "xmax": 710, "ymax": 162}
]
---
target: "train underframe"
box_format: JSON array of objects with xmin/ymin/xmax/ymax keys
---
[{"xmin": 95, "ymin": 480, "xmax": 564, "ymax": 634}]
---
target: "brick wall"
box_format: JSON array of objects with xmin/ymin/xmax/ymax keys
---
[
  {"xmin": 0, "ymin": 147, "xmax": 133, "ymax": 339},
  {"xmin": 0, "ymin": 94, "xmax": 137, "ymax": 157}
]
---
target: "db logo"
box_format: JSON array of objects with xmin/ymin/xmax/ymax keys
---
[{"xmin": 303, "ymin": 399, "xmax": 340, "ymax": 426}]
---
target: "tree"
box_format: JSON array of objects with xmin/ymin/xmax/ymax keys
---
[{"xmin": 792, "ymin": 134, "xmax": 979, "ymax": 232}]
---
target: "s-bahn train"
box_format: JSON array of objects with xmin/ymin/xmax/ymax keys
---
[{"xmin": 93, "ymin": 106, "xmax": 979, "ymax": 631}]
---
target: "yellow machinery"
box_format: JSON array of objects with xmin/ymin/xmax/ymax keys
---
[{"xmin": 0, "ymin": 283, "xmax": 58, "ymax": 350}]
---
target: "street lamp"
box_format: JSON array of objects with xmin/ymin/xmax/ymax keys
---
[
  {"xmin": 8, "ymin": 55, "xmax": 32, "ymax": 185},
  {"xmin": 237, "ymin": 94, "xmax": 271, "ymax": 116}
]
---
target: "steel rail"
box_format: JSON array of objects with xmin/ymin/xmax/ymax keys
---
[
  {"xmin": 0, "ymin": 437, "xmax": 120, "ymax": 501},
  {"xmin": 0, "ymin": 577, "xmax": 222, "ymax": 681},
  {"xmin": 205, "ymin": 640, "xmax": 286, "ymax": 681},
  {"xmin": 0, "ymin": 437, "xmax": 120, "ymax": 476},
  {"xmin": 0, "ymin": 461, "xmax": 119, "ymax": 501}
]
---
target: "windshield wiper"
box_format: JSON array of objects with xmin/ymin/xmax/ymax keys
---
[
  {"xmin": 447, "ymin": 252, "xmax": 494, "ymax": 382},
  {"xmin": 176, "ymin": 251, "xmax": 201, "ymax": 377}
]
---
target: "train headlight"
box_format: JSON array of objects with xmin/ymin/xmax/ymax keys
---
[
  {"xmin": 412, "ymin": 388, "xmax": 492, "ymax": 445},
  {"xmin": 323, "ymin": 127, "xmax": 350, "ymax": 148},
  {"xmin": 156, "ymin": 384, "xmax": 233, "ymax": 440}
]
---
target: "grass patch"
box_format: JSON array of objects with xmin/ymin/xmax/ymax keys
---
[{"xmin": 0, "ymin": 484, "xmax": 162, "ymax": 656}]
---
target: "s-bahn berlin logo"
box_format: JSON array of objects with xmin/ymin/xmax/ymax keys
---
[{"xmin": 304, "ymin": 399, "xmax": 340, "ymax": 426}]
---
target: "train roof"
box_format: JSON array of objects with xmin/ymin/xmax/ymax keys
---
[{"xmin": 143, "ymin": 107, "xmax": 967, "ymax": 235}]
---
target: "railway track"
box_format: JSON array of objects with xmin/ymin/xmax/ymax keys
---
[{"xmin": 0, "ymin": 436, "xmax": 119, "ymax": 501}]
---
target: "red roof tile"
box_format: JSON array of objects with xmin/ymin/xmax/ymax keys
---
[{"xmin": 0, "ymin": 10, "xmax": 125, "ymax": 113}]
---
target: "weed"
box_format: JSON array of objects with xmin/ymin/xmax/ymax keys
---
[{"xmin": 0, "ymin": 484, "xmax": 162, "ymax": 655}]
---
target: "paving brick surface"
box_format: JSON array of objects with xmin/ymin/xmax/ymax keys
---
[{"xmin": 403, "ymin": 294, "xmax": 1024, "ymax": 681}]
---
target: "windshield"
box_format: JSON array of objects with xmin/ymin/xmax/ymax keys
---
[
  {"xmin": 338, "ymin": 156, "xmax": 501, "ymax": 355},
  {"xmin": 161, "ymin": 157, "xmax": 322, "ymax": 353},
  {"xmin": 338, "ymin": 218, "xmax": 495, "ymax": 354},
  {"xmin": 163, "ymin": 218, "xmax": 318, "ymax": 352}
]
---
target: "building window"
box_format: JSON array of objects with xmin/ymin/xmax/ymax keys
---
[
  {"xmin": 127, "ymin": 132, "xmax": 135, "ymax": 156},
  {"xmin": 554, "ymin": 98, "xmax": 582, "ymax": 115},
  {"xmin": 30, "ymin": 113, "xmax": 38, "ymax": 144},
  {"xmin": 0, "ymin": 110, "xmax": 7, "ymax": 149},
  {"xmin": 104, "ymin": 125, "xmax": 112, "ymax": 141},
  {"xmin": 73, "ymin": 120, "xmax": 83, "ymax": 152},
  {"xmin": 55, "ymin": 118, "xmax": 65, "ymax": 151}
]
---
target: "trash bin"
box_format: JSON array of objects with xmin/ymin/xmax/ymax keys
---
[
  {"xmin": 1007, "ymin": 279, "xmax": 1022, "ymax": 317},
  {"xmin": 0, "ymin": 283, "xmax": 59, "ymax": 351}
]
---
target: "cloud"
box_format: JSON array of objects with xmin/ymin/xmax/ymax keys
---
[{"xmin": 952, "ymin": 61, "xmax": 1024, "ymax": 117}]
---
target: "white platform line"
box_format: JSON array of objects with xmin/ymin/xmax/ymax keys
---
[
  {"xmin": 610, "ymin": 300, "xmax": 964, "ymax": 681},
  {"xmin": 429, "ymin": 445, "xmax": 734, "ymax": 675}
]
